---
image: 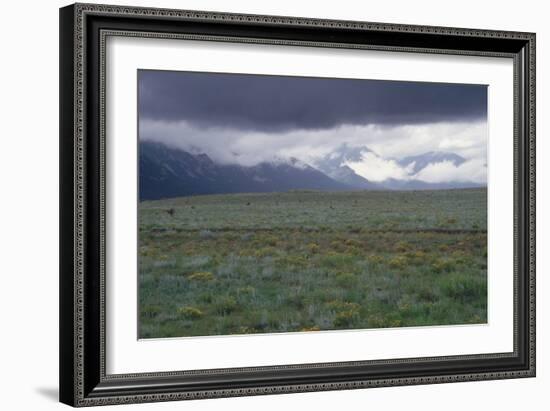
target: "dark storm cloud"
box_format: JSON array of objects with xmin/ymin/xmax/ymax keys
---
[{"xmin": 138, "ymin": 70, "xmax": 487, "ymax": 132}]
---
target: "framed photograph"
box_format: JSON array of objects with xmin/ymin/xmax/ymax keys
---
[{"xmin": 59, "ymin": 3, "xmax": 536, "ymax": 407}]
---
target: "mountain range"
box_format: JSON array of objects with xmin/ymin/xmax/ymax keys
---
[
  {"xmin": 140, "ymin": 141, "xmax": 485, "ymax": 200},
  {"xmin": 140, "ymin": 142, "xmax": 349, "ymax": 200}
]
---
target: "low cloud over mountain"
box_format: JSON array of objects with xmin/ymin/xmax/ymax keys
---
[{"xmin": 314, "ymin": 143, "xmax": 485, "ymax": 190}]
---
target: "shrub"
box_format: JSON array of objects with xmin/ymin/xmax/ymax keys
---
[
  {"xmin": 177, "ymin": 306, "xmax": 203, "ymax": 319},
  {"xmin": 238, "ymin": 248, "xmax": 252, "ymax": 257},
  {"xmin": 388, "ymin": 255, "xmax": 408, "ymax": 269},
  {"xmin": 237, "ymin": 286, "xmax": 256, "ymax": 295},
  {"xmin": 307, "ymin": 243, "xmax": 320, "ymax": 254},
  {"xmin": 389, "ymin": 319, "xmax": 403, "ymax": 327},
  {"xmin": 439, "ymin": 244, "xmax": 449, "ymax": 252},
  {"xmin": 368, "ymin": 314, "xmax": 389, "ymax": 328},
  {"xmin": 300, "ymin": 325, "xmax": 321, "ymax": 332},
  {"xmin": 395, "ymin": 241, "xmax": 410, "ymax": 252},
  {"xmin": 344, "ymin": 238, "xmax": 361, "ymax": 247},
  {"xmin": 280, "ymin": 255, "xmax": 308, "ymax": 268},
  {"xmin": 255, "ymin": 247, "xmax": 276, "ymax": 258},
  {"xmin": 326, "ymin": 300, "xmax": 360, "ymax": 312},
  {"xmin": 187, "ymin": 271, "xmax": 215, "ymax": 281},
  {"xmin": 334, "ymin": 308, "xmax": 360, "ymax": 327},
  {"xmin": 406, "ymin": 250, "xmax": 429, "ymax": 265}
]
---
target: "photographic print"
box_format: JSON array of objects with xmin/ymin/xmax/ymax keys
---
[
  {"xmin": 60, "ymin": 6, "xmax": 535, "ymax": 404},
  {"xmin": 138, "ymin": 70, "xmax": 488, "ymax": 339}
]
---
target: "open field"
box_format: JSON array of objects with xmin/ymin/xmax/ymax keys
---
[{"xmin": 139, "ymin": 188, "xmax": 487, "ymax": 338}]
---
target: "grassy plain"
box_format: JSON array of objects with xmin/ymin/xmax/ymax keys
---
[{"xmin": 139, "ymin": 189, "xmax": 487, "ymax": 338}]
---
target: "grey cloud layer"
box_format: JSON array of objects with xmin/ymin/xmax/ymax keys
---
[
  {"xmin": 138, "ymin": 70, "xmax": 487, "ymax": 132},
  {"xmin": 140, "ymin": 120, "xmax": 487, "ymax": 167}
]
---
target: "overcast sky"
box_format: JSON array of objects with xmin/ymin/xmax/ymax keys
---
[{"xmin": 138, "ymin": 70, "xmax": 488, "ymax": 183}]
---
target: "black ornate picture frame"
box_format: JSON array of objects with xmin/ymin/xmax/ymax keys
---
[{"xmin": 59, "ymin": 3, "xmax": 535, "ymax": 407}]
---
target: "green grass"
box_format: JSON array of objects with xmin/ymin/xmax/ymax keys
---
[{"xmin": 138, "ymin": 188, "xmax": 487, "ymax": 338}]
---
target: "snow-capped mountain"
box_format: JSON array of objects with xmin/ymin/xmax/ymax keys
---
[
  {"xmin": 397, "ymin": 151, "xmax": 466, "ymax": 174},
  {"xmin": 313, "ymin": 144, "xmax": 484, "ymax": 191},
  {"xmin": 313, "ymin": 144, "xmax": 380, "ymax": 190}
]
